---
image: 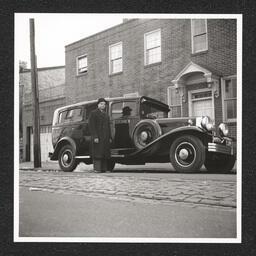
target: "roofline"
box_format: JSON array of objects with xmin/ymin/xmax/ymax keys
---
[
  {"xmin": 65, "ymin": 19, "xmax": 137, "ymax": 48},
  {"xmin": 20, "ymin": 65, "xmax": 65, "ymax": 73}
]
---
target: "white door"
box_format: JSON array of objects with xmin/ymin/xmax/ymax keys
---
[
  {"xmin": 189, "ymin": 89, "xmax": 214, "ymax": 119},
  {"xmin": 30, "ymin": 126, "xmax": 53, "ymax": 162}
]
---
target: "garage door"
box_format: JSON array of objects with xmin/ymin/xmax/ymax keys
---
[{"xmin": 30, "ymin": 126, "xmax": 54, "ymax": 162}]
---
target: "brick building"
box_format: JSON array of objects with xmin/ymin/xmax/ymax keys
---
[
  {"xmin": 20, "ymin": 66, "xmax": 66, "ymax": 161},
  {"xmin": 65, "ymin": 18, "xmax": 237, "ymax": 138}
]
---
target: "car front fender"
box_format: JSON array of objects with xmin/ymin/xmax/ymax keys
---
[
  {"xmin": 50, "ymin": 137, "xmax": 77, "ymax": 160},
  {"xmin": 129, "ymin": 126, "xmax": 211, "ymax": 157}
]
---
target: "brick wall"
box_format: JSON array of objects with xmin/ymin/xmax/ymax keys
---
[{"xmin": 65, "ymin": 19, "xmax": 236, "ymax": 105}]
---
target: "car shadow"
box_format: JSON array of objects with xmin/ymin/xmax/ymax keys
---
[{"xmin": 111, "ymin": 168, "xmax": 236, "ymax": 175}]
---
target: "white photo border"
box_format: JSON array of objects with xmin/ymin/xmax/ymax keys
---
[{"xmin": 14, "ymin": 13, "xmax": 242, "ymax": 243}]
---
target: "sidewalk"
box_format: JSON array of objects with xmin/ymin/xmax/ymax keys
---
[
  {"xmin": 19, "ymin": 161, "xmax": 236, "ymax": 173},
  {"xmin": 19, "ymin": 161, "xmax": 173, "ymax": 172},
  {"xmin": 19, "ymin": 161, "xmax": 60, "ymax": 171}
]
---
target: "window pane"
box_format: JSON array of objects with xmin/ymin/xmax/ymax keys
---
[
  {"xmin": 110, "ymin": 43, "xmax": 122, "ymax": 73},
  {"xmin": 225, "ymin": 79, "xmax": 237, "ymax": 98},
  {"xmin": 192, "ymin": 19, "xmax": 206, "ymax": 35},
  {"xmin": 78, "ymin": 56, "xmax": 87, "ymax": 73},
  {"xmin": 59, "ymin": 111, "xmax": 68, "ymax": 123},
  {"xmin": 192, "ymin": 91, "xmax": 212, "ymax": 99},
  {"xmin": 146, "ymin": 47, "xmax": 161, "ymax": 64},
  {"xmin": 146, "ymin": 31, "xmax": 160, "ymax": 49},
  {"xmin": 72, "ymin": 108, "xmax": 83, "ymax": 122},
  {"xmin": 111, "ymin": 58, "xmax": 122, "ymax": 73},
  {"xmin": 225, "ymin": 99, "xmax": 237, "ymax": 119},
  {"xmin": 110, "ymin": 44, "xmax": 122, "ymax": 60},
  {"xmin": 111, "ymin": 102, "xmax": 123, "ymax": 118},
  {"xmin": 123, "ymin": 101, "xmax": 137, "ymax": 117},
  {"xmin": 194, "ymin": 34, "xmax": 207, "ymax": 52}
]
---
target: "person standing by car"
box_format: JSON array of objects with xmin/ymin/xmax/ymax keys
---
[{"xmin": 88, "ymin": 98, "xmax": 112, "ymax": 172}]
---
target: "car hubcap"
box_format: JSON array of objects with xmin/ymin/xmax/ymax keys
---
[
  {"xmin": 179, "ymin": 148, "xmax": 189, "ymax": 160},
  {"xmin": 140, "ymin": 131, "xmax": 148, "ymax": 141},
  {"xmin": 62, "ymin": 150, "xmax": 72, "ymax": 166},
  {"xmin": 175, "ymin": 142, "xmax": 196, "ymax": 167}
]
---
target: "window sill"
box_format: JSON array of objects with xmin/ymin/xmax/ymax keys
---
[
  {"xmin": 191, "ymin": 50, "xmax": 208, "ymax": 57},
  {"xmin": 144, "ymin": 61, "xmax": 162, "ymax": 68},
  {"xmin": 76, "ymin": 72, "xmax": 88, "ymax": 77},
  {"xmin": 109, "ymin": 71, "xmax": 123, "ymax": 77}
]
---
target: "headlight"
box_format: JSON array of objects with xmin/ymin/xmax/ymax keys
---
[
  {"xmin": 218, "ymin": 123, "xmax": 229, "ymax": 137},
  {"xmin": 201, "ymin": 116, "xmax": 214, "ymax": 131},
  {"xmin": 188, "ymin": 119, "xmax": 194, "ymax": 126}
]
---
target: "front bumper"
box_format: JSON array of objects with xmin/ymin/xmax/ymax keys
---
[{"xmin": 208, "ymin": 142, "xmax": 234, "ymax": 155}]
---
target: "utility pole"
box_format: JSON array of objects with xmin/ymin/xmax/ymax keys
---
[{"xmin": 30, "ymin": 18, "xmax": 41, "ymax": 167}]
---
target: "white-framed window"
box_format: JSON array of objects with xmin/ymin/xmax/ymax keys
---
[
  {"xmin": 191, "ymin": 19, "xmax": 208, "ymax": 53},
  {"xmin": 144, "ymin": 29, "xmax": 161, "ymax": 65},
  {"xmin": 77, "ymin": 54, "xmax": 88, "ymax": 75},
  {"xmin": 222, "ymin": 76, "xmax": 237, "ymax": 122},
  {"xmin": 168, "ymin": 86, "xmax": 182, "ymax": 117},
  {"xmin": 109, "ymin": 42, "xmax": 123, "ymax": 74},
  {"xmin": 188, "ymin": 88, "xmax": 214, "ymax": 120}
]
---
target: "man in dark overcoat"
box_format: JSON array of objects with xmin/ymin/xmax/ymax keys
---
[{"xmin": 88, "ymin": 98, "xmax": 112, "ymax": 172}]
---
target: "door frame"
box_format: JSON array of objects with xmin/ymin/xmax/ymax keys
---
[{"xmin": 188, "ymin": 88, "xmax": 215, "ymax": 119}]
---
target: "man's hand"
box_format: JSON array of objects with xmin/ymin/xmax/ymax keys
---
[{"xmin": 94, "ymin": 138, "xmax": 99, "ymax": 143}]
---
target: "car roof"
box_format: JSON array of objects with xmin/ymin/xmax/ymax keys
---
[{"xmin": 55, "ymin": 96, "xmax": 169, "ymax": 112}]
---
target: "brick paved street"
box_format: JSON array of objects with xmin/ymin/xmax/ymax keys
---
[{"xmin": 19, "ymin": 170, "xmax": 236, "ymax": 209}]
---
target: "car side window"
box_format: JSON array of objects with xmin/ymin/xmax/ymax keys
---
[
  {"xmin": 111, "ymin": 102, "xmax": 123, "ymax": 119},
  {"xmin": 58, "ymin": 110, "xmax": 68, "ymax": 123},
  {"xmin": 111, "ymin": 101, "xmax": 137, "ymax": 119},
  {"xmin": 58, "ymin": 107, "xmax": 83, "ymax": 124}
]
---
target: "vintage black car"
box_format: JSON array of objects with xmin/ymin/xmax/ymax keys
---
[{"xmin": 49, "ymin": 96, "xmax": 236, "ymax": 173}]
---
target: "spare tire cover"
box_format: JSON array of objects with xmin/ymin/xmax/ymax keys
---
[{"xmin": 132, "ymin": 119, "xmax": 162, "ymax": 150}]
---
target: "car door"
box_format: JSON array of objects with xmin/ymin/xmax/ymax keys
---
[
  {"xmin": 79, "ymin": 103, "xmax": 98, "ymax": 155},
  {"xmin": 109, "ymin": 100, "xmax": 140, "ymax": 149}
]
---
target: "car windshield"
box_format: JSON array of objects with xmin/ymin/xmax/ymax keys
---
[{"xmin": 140, "ymin": 100, "xmax": 169, "ymax": 118}]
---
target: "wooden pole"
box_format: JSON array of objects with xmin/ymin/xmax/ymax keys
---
[{"xmin": 29, "ymin": 18, "xmax": 41, "ymax": 167}]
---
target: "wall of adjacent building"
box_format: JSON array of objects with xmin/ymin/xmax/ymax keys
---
[{"xmin": 19, "ymin": 66, "xmax": 66, "ymax": 161}]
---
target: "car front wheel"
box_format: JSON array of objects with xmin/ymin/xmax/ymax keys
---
[
  {"xmin": 204, "ymin": 154, "xmax": 236, "ymax": 173},
  {"xmin": 58, "ymin": 144, "xmax": 78, "ymax": 172},
  {"xmin": 170, "ymin": 135, "xmax": 205, "ymax": 173}
]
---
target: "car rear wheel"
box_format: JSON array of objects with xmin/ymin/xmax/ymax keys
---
[
  {"xmin": 132, "ymin": 120, "xmax": 162, "ymax": 150},
  {"xmin": 58, "ymin": 144, "xmax": 78, "ymax": 172},
  {"xmin": 205, "ymin": 154, "xmax": 236, "ymax": 173},
  {"xmin": 170, "ymin": 135, "xmax": 205, "ymax": 173}
]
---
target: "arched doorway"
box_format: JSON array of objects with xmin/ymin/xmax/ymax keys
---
[{"xmin": 168, "ymin": 61, "xmax": 220, "ymax": 120}]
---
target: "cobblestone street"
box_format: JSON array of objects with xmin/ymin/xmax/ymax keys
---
[{"xmin": 19, "ymin": 170, "xmax": 236, "ymax": 209}]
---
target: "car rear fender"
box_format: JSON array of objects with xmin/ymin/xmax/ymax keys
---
[{"xmin": 50, "ymin": 137, "xmax": 77, "ymax": 160}]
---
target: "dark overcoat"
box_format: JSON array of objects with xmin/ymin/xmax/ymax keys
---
[{"xmin": 88, "ymin": 108, "xmax": 111, "ymax": 159}]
